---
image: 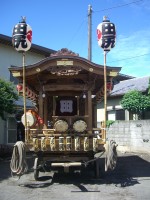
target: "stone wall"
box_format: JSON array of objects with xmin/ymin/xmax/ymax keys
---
[{"xmin": 106, "ymin": 120, "xmax": 150, "ymax": 153}]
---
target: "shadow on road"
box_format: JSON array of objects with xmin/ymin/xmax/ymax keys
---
[
  {"xmin": 0, "ymin": 156, "xmax": 34, "ymax": 182},
  {"xmin": 14, "ymin": 153, "xmax": 150, "ymax": 190}
]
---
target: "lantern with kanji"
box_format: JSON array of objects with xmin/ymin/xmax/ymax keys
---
[
  {"xmin": 97, "ymin": 16, "xmax": 116, "ymax": 51},
  {"xmin": 12, "ymin": 17, "xmax": 32, "ymax": 52}
]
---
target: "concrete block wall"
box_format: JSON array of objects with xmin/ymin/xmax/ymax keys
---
[{"xmin": 106, "ymin": 120, "xmax": 150, "ymax": 153}]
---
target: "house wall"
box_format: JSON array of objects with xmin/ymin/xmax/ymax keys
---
[
  {"xmin": 0, "ymin": 43, "xmax": 45, "ymax": 80},
  {"xmin": 97, "ymin": 96, "xmax": 130, "ymax": 125},
  {"xmin": 0, "ymin": 43, "xmax": 46, "ymax": 144},
  {"xmin": 107, "ymin": 120, "xmax": 150, "ymax": 153},
  {"xmin": 97, "ymin": 94, "xmax": 150, "ymax": 123}
]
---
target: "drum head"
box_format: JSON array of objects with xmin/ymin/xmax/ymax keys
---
[
  {"xmin": 54, "ymin": 120, "xmax": 68, "ymax": 132},
  {"xmin": 73, "ymin": 120, "xmax": 87, "ymax": 132},
  {"xmin": 21, "ymin": 112, "xmax": 36, "ymax": 127}
]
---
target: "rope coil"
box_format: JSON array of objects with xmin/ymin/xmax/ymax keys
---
[
  {"xmin": 105, "ymin": 140, "xmax": 117, "ymax": 171},
  {"xmin": 10, "ymin": 141, "xmax": 28, "ymax": 177}
]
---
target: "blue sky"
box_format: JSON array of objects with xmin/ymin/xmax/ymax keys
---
[{"xmin": 1, "ymin": 0, "xmax": 150, "ymax": 77}]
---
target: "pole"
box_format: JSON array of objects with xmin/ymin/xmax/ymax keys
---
[
  {"xmin": 88, "ymin": 4, "xmax": 92, "ymax": 61},
  {"xmin": 22, "ymin": 52, "xmax": 27, "ymax": 142},
  {"xmin": 97, "ymin": 16, "xmax": 116, "ymax": 142},
  {"xmin": 103, "ymin": 51, "xmax": 107, "ymax": 141}
]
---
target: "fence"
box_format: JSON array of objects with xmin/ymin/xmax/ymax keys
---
[{"xmin": 106, "ymin": 120, "xmax": 150, "ymax": 153}]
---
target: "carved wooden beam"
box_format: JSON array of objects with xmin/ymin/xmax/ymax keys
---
[{"xmin": 44, "ymin": 84, "xmax": 88, "ymax": 91}]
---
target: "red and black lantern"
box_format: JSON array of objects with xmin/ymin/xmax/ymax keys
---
[
  {"xmin": 97, "ymin": 16, "xmax": 116, "ymax": 52},
  {"xmin": 12, "ymin": 17, "xmax": 32, "ymax": 52},
  {"xmin": 16, "ymin": 84, "xmax": 23, "ymax": 92},
  {"xmin": 107, "ymin": 81, "xmax": 114, "ymax": 91}
]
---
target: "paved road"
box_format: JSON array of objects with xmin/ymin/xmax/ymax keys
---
[{"xmin": 0, "ymin": 152, "xmax": 150, "ymax": 200}]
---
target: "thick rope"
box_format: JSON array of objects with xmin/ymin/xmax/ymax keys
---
[
  {"xmin": 10, "ymin": 141, "xmax": 28, "ymax": 177},
  {"xmin": 105, "ymin": 140, "xmax": 117, "ymax": 171}
]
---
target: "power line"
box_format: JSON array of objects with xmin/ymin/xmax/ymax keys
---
[
  {"xmin": 67, "ymin": 18, "xmax": 87, "ymax": 47},
  {"xmin": 67, "ymin": 0, "xmax": 144, "ymax": 49},
  {"xmin": 108, "ymin": 53, "xmax": 150, "ymax": 63},
  {"xmin": 94, "ymin": 0, "xmax": 143, "ymax": 13}
]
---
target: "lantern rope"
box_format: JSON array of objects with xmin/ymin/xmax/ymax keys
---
[
  {"xmin": 105, "ymin": 140, "xmax": 117, "ymax": 171},
  {"xmin": 10, "ymin": 141, "xmax": 28, "ymax": 177}
]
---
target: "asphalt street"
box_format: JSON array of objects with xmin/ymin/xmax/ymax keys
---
[{"xmin": 0, "ymin": 152, "xmax": 150, "ymax": 200}]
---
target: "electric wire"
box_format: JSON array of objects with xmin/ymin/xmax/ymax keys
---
[
  {"xmin": 94, "ymin": 0, "xmax": 143, "ymax": 13},
  {"xmin": 108, "ymin": 53, "xmax": 150, "ymax": 64},
  {"xmin": 67, "ymin": 17, "xmax": 87, "ymax": 47},
  {"xmin": 67, "ymin": 0, "xmax": 145, "ymax": 61}
]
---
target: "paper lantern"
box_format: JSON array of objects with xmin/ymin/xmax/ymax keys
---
[
  {"xmin": 97, "ymin": 16, "xmax": 116, "ymax": 51},
  {"xmin": 107, "ymin": 81, "xmax": 113, "ymax": 91},
  {"xmin": 12, "ymin": 17, "xmax": 32, "ymax": 52},
  {"xmin": 37, "ymin": 116, "xmax": 44, "ymax": 125},
  {"xmin": 16, "ymin": 84, "xmax": 23, "ymax": 92},
  {"xmin": 96, "ymin": 81, "xmax": 114, "ymax": 102}
]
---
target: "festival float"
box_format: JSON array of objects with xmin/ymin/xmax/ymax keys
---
[{"xmin": 10, "ymin": 16, "xmax": 119, "ymax": 180}]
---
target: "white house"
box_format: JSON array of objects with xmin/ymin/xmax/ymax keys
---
[
  {"xmin": 0, "ymin": 34, "xmax": 56, "ymax": 144},
  {"xmin": 97, "ymin": 76, "xmax": 150, "ymax": 126}
]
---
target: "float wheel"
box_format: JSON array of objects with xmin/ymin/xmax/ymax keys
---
[
  {"xmin": 94, "ymin": 159, "xmax": 100, "ymax": 178},
  {"xmin": 34, "ymin": 157, "xmax": 39, "ymax": 181}
]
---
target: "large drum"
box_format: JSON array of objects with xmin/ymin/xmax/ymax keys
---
[
  {"xmin": 54, "ymin": 120, "xmax": 68, "ymax": 132},
  {"xmin": 73, "ymin": 120, "xmax": 87, "ymax": 133},
  {"xmin": 21, "ymin": 110, "xmax": 38, "ymax": 127}
]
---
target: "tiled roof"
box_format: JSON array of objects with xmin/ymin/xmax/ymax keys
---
[
  {"xmin": 110, "ymin": 76, "xmax": 150, "ymax": 96},
  {"xmin": 15, "ymin": 97, "xmax": 35, "ymax": 108}
]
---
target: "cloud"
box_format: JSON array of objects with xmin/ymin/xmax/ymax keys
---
[{"xmin": 107, "ymin": 29, "xmax": 150, "ymax": 77}]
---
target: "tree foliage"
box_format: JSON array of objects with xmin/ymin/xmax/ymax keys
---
[
  {"xmin": 0, "ymin": 79, "xmax": 19, "ymax": 120},
  {"xmin": 121, "ymin": 90, "xmax": 150, "ymax": 119}
]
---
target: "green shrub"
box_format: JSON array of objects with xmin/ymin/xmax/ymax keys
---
[{"xmin": 106, "ymin": 120, "xmax": 115, "ymax": 128}]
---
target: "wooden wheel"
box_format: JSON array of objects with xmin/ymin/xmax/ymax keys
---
[
  {"xmin": 94, "ymin": 160, "xmax": 100, "ymax": 178},
  {"xmin": 34, "ymin": 157, "xmax": 39, "ymax": 181}
]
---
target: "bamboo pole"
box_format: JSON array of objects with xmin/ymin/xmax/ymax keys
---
[
  {"xmin": 103, "ymin": 51, "xmax": 107, "ymax": 141},
  {"xmin": 22, "ymin": 52, "xmax": 27, "ymax": 142}
]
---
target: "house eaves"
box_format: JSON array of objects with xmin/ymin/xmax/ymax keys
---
[
  {"xmin": 15, "ymin": 97, "xmax": 35, "ymax": 109},
  {"xmin": 0, "ymin": 34, "xmax": 56, "ymax": 57}
]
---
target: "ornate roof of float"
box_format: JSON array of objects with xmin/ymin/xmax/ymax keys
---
[
  {"xmin": 10, "ymin": 48, "xmax": 121, "ymax": 75},
  {"xmin": 9, "ymin": 48, "xmax": 121, "ymax": 95}
]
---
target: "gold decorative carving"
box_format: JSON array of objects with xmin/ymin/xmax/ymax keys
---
[
  {"xmin": 84, "ymin": 137, "xmax": 89, "ymax": 151},
  {"xmin": 12, "ymin": 72, "xmax": 21, "ymax": 77},
  {"xmin": 57, "ymin": 60, "xmax": 73, "ymax": 66},
  {"xmin": 51, "ymin": 48, "xmax": 79, "ymax": 57}
]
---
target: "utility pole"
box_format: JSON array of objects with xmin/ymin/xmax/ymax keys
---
[{"xmin": 88, "ymin": 4, "xmax": 92, "ymax": 61}]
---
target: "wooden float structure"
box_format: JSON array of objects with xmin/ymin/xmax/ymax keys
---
[{"xmin": 9, "ymin": 48, "xmax": 121, "ymax": 179}]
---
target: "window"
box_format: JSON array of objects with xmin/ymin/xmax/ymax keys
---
[
  {"xmin": 116, "ymin": 109, "xmax": 125, "ymax": 120},
  {"xmin": 107, "ymin": 110, "xmax": 115, "ymax": 121},
  {"xmin": 56, "ymin": 97, "xmax": 77, "ymax": 116},
  {"xmin": 60, "ymin": 100, "xmax": 73, "ymax": 113},
  {"xmin": 7, "ymin": 117, "xmax": 17, "ymax": 144}
]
